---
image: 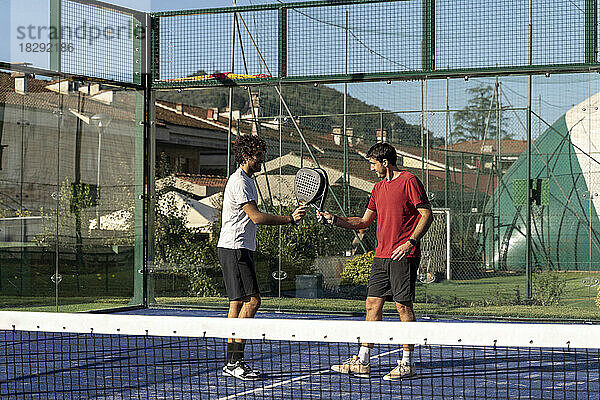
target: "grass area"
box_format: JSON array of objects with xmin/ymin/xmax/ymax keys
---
[
  {"xmin": 414, "ymin": 271, "xmax": 600, "ymax": 319},
  {"xmin": 1, "ymin": 295, "xmax": 599, "ymax": 320},
  {"xmin": 415, "ymin": 271, "xmax": 599, "ymax": 308},
  {"xmin": 414, "ymin": 304, "xmax": 600, "ymax": 320},
  {"xmin": 0, "ymin": 296, "xmax": 131, "ymax": 312},
  {"xmin": 151, "ymin": 271, "xmax": 600, "ymax": 320},
  {"xmin": 153, "ymin": 296, "xmax": 600, "ymax": 321},
  {"xmin": 2, "ymin": 272, "xmax": 599, "ymax": 320}
]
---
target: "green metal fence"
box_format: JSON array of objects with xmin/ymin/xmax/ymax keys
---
[
  {"xmin": 50, "ymin": 0, "xmax": 146, "ymax": 85},
  {"xmin": 151, "ymin": 0, "xmax": 600, "ymax": 88}
]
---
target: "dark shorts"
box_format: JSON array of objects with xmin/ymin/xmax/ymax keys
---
[
  {"xmin": 218, "ymin": 247, "xmax": 260, "ymax": 301},
  {"xmin": 367, "ymin": 257, "xmax": 420, "ymax": 303}
]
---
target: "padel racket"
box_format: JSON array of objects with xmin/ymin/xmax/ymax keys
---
[{"xmin": 294, "ymin": 167, "xmax": 329, "ymax": 223}]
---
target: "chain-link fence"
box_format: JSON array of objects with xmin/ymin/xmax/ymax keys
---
[{"xmin": 150, "ymin": 73, "xmax": 600, "ymax": 319}]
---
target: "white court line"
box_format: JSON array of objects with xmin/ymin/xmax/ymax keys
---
[
  {"xmin": 217, "ymin": 369, "xmax": 330, "ymax": 400},
  {"xmin": 217, "ymin": 348, "xmax": 402, "ymax": 400}
]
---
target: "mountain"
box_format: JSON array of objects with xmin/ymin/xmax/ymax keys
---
[{"xmin": 156, "ymin": 78, "xmax": 437, "ymax": 147}]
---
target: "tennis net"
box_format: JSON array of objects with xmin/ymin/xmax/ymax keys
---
[{"xmin": 1, "ymin": 311, "xmax": 599, "ymax": 399}]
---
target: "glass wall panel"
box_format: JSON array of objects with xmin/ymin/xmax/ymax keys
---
[
  {"xmin": 0, "ymin": 71, "xmax": 59, "ymax": 310},
  {"xmin": 148, "ymin": 73, "xmax": 600, "ymax": 319},
  {"xmin": 55, "ymin": 83, "xmax": 143, "ymax": 311},
  {"xmin": 0, "ymin": 69, "xmax": 144, "ymax": 311}
]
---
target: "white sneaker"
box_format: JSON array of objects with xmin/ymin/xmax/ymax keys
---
[
  {"xmin": 331, "ymin": 355, "xmax": 371, "ymax": 378},
  {"xmin": 222, "ymin": 360, "xmax": 261, "ymax": 380},
  {"xmin": 383, "ymin": 361, "xmax": 417, "ymax": 381}
]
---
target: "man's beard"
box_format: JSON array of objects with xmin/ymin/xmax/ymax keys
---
[{"xmin": 250, "ymin": 163, "xmax": 262, "ymax": 174}]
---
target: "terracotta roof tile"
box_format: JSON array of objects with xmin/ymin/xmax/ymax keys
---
[
  {"xmin": 155, "ymin": 100, "xmax": 228, "ymax": 131},
  {"xmin": 0, "ymin": 72, "xmax": 136, "ymax": 122},
  {"xmin": 443, "ymin": 139, "xmax": 526, "ymax": 155},
  {"xmin": 174, "ymin": 173, "xmax": 227, "ymax": 187}
]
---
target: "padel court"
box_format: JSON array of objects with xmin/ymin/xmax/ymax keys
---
[{"xmin": 2, "ymin": 308, "xmax": 599, "ymax": 399}]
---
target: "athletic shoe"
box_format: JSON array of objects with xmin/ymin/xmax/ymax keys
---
[
  {"xmin": 331, "ymin": 355, "xmax": 371, "ymax": 378},
  {"xmin": 383, "ymin": 361, "xmax": 417, "ymax": 381},
  {"xmin": 222, "ymin": 360, "xmax": 261, "ymax": 380}
]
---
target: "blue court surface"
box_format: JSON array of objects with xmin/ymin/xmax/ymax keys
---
[{"xmin": 1, "ymin": 308, "xmax": 598, "ymax": 399}]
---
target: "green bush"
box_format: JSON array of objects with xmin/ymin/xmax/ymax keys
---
[
  {"xmin": 152, "ymin": 263, "xmax": 223, "ymax": 297},
  {"xmin": 532, "ymin": 271, "xmax": 566, "ymax": 306},
  {"xmin": 340, "ymin": 251, "xmax": 374, "ymax": 286},
  {"xmin": 450, "ymin": 233, "xmax": 486, "ymax": 279},
  {"xmin": 154, "ymin": 188, "xmax": 222, "ymax": 297},
  {"xmin": 596, "ymin": 286, "xmax": 600, "ymax": 310},
  {"xmin": 254, "ymin": 206, "xmax": 335, "ymax": 294},
  {"xmin": 186, "ymin": 266, "xmax": 221, "ymax": 297},
  {"xmin": 479, "ymin": 285, "xmax": 522, "ymax": 306},
  {"xmin": 155, "ymin": 195, "xmax": 334, "ymax": 297}
]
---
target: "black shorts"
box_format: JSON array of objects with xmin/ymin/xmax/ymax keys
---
[
  {"xmin": 367, "ymin": 257, "xmax": 420, "ymax": 303},
  {"xmin": 218, "ymin": 247, "xmax": 260, "ymax": 301}
]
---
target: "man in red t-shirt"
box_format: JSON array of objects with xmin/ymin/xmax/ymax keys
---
[{"xmin": 319, "ymin": 142, "xmax": 433, "ymax": 380}]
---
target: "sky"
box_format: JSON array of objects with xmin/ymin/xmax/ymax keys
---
[
  {"xmin": 0, "ymin": 0, "xmax": 267, "ymax": 69},
  {"xmin": 0, "ymin": 0, "xmax": 597, "ymax": 140}
]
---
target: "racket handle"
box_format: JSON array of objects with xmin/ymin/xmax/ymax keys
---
[{"xmin": 317, "ymin": 213, "xmax": 335, "ymax": 225}]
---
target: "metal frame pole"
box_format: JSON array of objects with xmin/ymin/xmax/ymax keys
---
[{"xmin": 526, "ymin": 0, "xmax": 533, "ymax": 300}]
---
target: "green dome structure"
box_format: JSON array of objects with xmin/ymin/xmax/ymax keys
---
[{"xmin": 485, "ymin": 93, "xmax": 600, "ymax": 272}]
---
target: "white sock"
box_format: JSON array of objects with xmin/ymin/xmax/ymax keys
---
[
  {"xmin": 357, "ymin": 346, "xmax": 371, "ymax": 364},
  {"xmin": 401, "ymin": 350, "xmax": 413, "ymax": 365}
]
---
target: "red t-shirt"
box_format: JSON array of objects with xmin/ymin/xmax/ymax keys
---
[{"xmin": 367, "ymin": 171, "xmax": 429, "ymax": 258}]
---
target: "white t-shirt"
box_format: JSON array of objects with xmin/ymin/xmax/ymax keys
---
[{"xmin": 217, "ymin": 168, "xmax": 259, "ymax": 251}]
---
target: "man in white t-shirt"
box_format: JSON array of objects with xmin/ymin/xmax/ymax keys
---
[{"xmin": 218, "ymin": 134, "xmax": 306, "ymax": 380}]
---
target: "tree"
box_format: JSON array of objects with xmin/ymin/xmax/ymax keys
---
[{"xmin": 452, "ymin": 84, "xmax": 511, "ymax": 143}]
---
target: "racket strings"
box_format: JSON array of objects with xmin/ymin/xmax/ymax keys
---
[
  {"xmin": 295, "ymin": 170, "xmax": 323, "ymax": 204},
  {"xmin": 295, "ymin": 168, "xmax": 329, "ymax": 227}
]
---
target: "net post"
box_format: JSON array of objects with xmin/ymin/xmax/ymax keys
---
[{"xmin": 131, "ymin": 11, "xmax": 154, "ymax": 307}]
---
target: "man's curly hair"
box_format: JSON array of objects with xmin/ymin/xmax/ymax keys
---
[
  {"xmin": 234, "ymin": 134, "xmax": 267, "ymax": 165},
  {"xmin": 366, "ymin": 142, "xmax": 397, "ymax": 166}
]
